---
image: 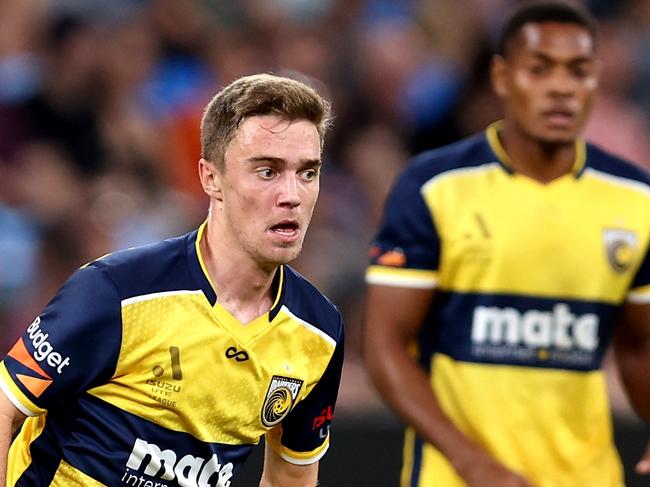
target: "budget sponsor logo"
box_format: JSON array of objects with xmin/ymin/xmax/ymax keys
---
[
  {"xmin": 24, "ymin": 317, "xmax": 71, "ymax": 373},
  {"xmin": 122, "ymin": 438, "xmax": 234, "ymax": 487},
  {"xmin": 6, "ymin": 316, "xmax": 72, "ymax": 397},
  {"xmin": 470, "ymin": 304, "xmax": 599, "ymax": 366}
]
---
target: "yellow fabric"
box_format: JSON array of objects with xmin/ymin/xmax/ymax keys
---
[
  {"xmin": 88, "ymin": 294, "xmax": 335, "ymax": 445},
  {"xmin": 404, "ymin": 354, "xmax": 622, "ymax": 487},
  {"xmin": 421, "ymin": 156, "xmax": 647, "ymax": 303},
  {"xmin": 50, "ymin": 460, "xmax": 107, "ymax": 486},
  {"xmin": 6, "ymin": 415, "xmax": 47, "ymax": 486},
  {"xmin": 0, "ymin": 362, "xmax": 44, "ymax": 415},
  {"xmin": 365, "ymin": 266, "xmax": 438, "ymax": 288},
  {"xmin": 381, "ymin": 126, "xmax": 649, "ymax": 487}
]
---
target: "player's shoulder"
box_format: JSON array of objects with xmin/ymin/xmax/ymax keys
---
[
  {"xmin": 584, "ymin": 142, "xmax": 650, "ymax": 190},
  {"xmin": 86, "ymin": 230, "xmax": 198, "ymax": 301},
  {"xmin": 279, "ymin": 266, "xmax": 343, "ymax": 343},
  {"xmin": 399, "ymin": 132, "xmax": 494, "ymax": 188}
]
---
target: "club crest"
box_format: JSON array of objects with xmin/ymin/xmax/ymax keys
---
[
  {"xmin": 261, "ymin": 375, "xmax": 303, "ymax": 427},
  {"xmin": 603, "ymin": 228, "xmax": 638, "ymax": 273}
]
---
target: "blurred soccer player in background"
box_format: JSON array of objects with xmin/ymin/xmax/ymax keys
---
[
  {"xmin": 364, "ymin": 1, "xmax": 650, "ymax": 486},
  {"xmin": 0, "ymin": 73, "xmax": 344, "ymax": 487}
]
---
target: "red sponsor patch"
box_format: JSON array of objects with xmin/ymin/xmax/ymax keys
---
[{"xmin": 312, "ymin": 405, "xmax": 334, "ymax": 430}]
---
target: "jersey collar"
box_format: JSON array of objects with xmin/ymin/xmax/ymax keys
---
[
  {"xmin": 188, "ymin": 220, "xmax": 285, "ymax": 321},
  {"xmin": 485, "ymin": 120, "xmax": 587, "ymax": 178}
]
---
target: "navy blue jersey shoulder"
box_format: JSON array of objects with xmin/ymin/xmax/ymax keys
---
[
  {"xmin": 406, "ymin": 132, "xmax": 494, "ymax": 184},
  {"xmin": 280, "ymin": 265, "xmax": 342, "ymax": 343},
  {"xmin": 585, "ymin": 142, "xmax": 650, "ymax": 185},
  {"xmin": 89, "ymin": 231, "xmax": 201, "ymax": 301}
]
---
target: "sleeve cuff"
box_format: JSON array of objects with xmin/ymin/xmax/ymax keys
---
[
  {"xmin": 0, "ymin": 362, "xmax": 44, "ymax": 417},
  {"xmin": 265, "ymin": 427, "xmax": 330, "ymax": 466},
  {"xmin": 365, "ymin": 265, "xmax": 438, "ymax": 289},
  {"xmin": 627, "ymin": 284, "xmax": 650, "ymax": 304}
]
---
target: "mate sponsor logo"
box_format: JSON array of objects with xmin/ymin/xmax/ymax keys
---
[
  {"xmin": 122, "ymin": 438, "xmax": 234, "ymax": 487},
  {"xmin": 471, "ymin": 303, "xmax": 599, "ymax": 366}
]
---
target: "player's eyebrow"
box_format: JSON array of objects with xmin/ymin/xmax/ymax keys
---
[
  {"xmin": 529, "ymin": 51, "xmax": 594, "ymax": 65},
  {"xmin": 247, "ymin": 156, "xmax": 322, "ymax": 167}
]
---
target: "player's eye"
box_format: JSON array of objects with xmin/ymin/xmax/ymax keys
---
[
  {"xmin": 571, "ymin": 64, "xmax": 592, "ymax": 79},
  {"xmin": 529, "ymin": 63, "xmax": 548, "ymax": 75},
  {"xmin": 257, "ymin": 168, "xmax": 276, "ymax": 179},
  {"xmin": 300, "ymin": 168, "xmax": 319, "ymax": 181}
]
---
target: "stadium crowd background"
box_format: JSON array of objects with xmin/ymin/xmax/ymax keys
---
[{"xmin": 0, "ymin": 0, "xmax": 648, "ymax": 482}]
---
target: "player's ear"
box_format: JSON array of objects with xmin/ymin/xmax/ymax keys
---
[
  {"xmin": 198, "ymin": 158, "xmax": 223, "ymax": 201},
  {"xmin": 491, "ymin": 55, "xmax": 509, "ymax": 98}
]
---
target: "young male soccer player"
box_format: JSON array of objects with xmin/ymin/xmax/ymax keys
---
[
  {"xmin": 0, "ymin": 74, "xmax": 344, "ymax": 487},
  {"xmin": 364, "ymin": 2, "xmax": 650, "ymax": 486}
]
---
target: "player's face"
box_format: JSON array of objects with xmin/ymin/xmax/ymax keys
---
[
  {"xmin": 218, "ymin": 114, "xmax": 321, "ymax": 268},
  {"xmin": 493, "ymin": 22, "xmax": 599, "ymax": 144}
]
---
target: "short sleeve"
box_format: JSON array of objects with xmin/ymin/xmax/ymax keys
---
[
  {"xmin": 0, "ymin": 265, "xmax": 122, "ymax": 416},
  {"xmin": 265, "ymin": 320, "xmax": 344, "ymax": 465},
  {"xmin": 366, "ymin": 165, "xmax": 440, "ymax": 288}
]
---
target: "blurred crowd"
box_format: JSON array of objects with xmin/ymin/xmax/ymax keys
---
[{"xmin": 1, "ymin": 0, "xmax": 649, "ymax": 419}]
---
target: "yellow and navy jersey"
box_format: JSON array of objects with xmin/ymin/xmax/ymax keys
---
[
  {"xmin": 0, "ymin": 223, "xmax": 344, "ymax": 487},
  {"xmin": 366, "ymin": 123, "xmax": 650, "ymax": 487}
]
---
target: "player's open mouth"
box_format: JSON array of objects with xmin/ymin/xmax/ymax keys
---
[{"xmin": 269, "ymin": 221, "xmax": 300, "ymax": 240}]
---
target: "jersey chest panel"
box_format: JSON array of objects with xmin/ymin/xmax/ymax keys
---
[
  {"xmin": 424, "ymin": 167, "xmax": 649, "ymax": 302},
  {"xmin": 89, "ymin": 294, "xmax": 332, "ymax": 445}
]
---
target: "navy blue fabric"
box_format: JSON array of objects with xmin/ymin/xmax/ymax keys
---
[
  {"xmin": 280, "ymin": 266, "xmax": 342, "ymax": 343},
  {"xmin": 430, "ymin": 291, "xmax": 617, "ymax": 371},
  {"xmin": 96, "ymin": 232, "xmax": 214, "ymax": 304},
  {"xmin": 16, "ymin": 393, "xmax": 252, "ymax": 486},
  {"xmin": 279, "ymin": 324, "xmax": 344, "ymax": 453},
  {"xmin": 9, "ymin": 266, "xmax": 122, "ymax": 407},
  {"xmin": 584, "ymin": 144, "xmax": 650, "ymax": 184},
  {"xmin": 370, "ymin": 132, "xmax": 508, "ymax": 271}
]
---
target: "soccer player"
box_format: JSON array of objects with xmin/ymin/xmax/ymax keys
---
[
  {"xmin": 364, "ymin": 2, "xmax": 650, "ymax": 486},
  {"xmin": 0, "ymin": 74, "xmax": 344, "ymax": 487}
]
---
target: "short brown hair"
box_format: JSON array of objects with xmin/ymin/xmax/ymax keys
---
[{"xmin": 200, "ymin": 73, "xmax": 333, "ymax": 169}]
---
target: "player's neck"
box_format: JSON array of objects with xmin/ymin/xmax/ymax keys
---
[
  {"xmin": 199, "ymin": 220, "xmax": 276, "ymax": 325},
  {"xmin": 499, "ymin": 120, "xmax": 577, "ymax": 184}
]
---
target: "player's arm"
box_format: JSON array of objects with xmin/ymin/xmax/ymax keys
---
[
  {"xmin": 260, "ymin": 442, "xmax": 318, "ymax": 487},
  {"xmin": 0, "ymin": 388, "xmax": 26, "ymax": 485},
  {"xmin": 262, "ymin": 317, "xmax": 343, "ymax": 487},
  {"xmin": 613, "ymin": 301, "xmax": 650, "ymax": 474},
  {"xmin": 364, "ymin": 284, "xmax": 533, "ymax": 487},
  {"xmin": 0, "ymin": 263, "xmax": 121, "ymax": 484}
]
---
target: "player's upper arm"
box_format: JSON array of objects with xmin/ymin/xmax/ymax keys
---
[
  {"xmin": 0, "ymin": 264, "xmax": 122, "ymax": 416},
  {"xmin": 620, "ymin": 239, "xmax": 650, "ymax": 342},
  {"xmin": 364, "ymin": 159, "xmax": 440, "ymax": 361},
  {"xmin": 617, "ymin": 301, "xmax": 650, "ymax": 340},
  {"xmin": 264, "ymin": 315, "xmax": 343, "ymax": 467},
  {"xmin": 0, "ymin": 386, "xmax": 25, "ymax": 434},
  {"xmin": 260, "ymin": 441, "xmax": 318, "ymax": 487},
  {"xmin": 365, "ymin": 285, "xmax": 436, "ymax": 348}
]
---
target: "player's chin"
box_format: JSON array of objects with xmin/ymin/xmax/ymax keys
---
[
  {"xmin": 536, "ymin": 128, "xmax": 578, "ymax": 146},
  {"xmin": 266, "ymin": 244, "xmax": 303, "ymax": 265}
]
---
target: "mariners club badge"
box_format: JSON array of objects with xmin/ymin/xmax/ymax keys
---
[
  {"xmin": 603, "ymin": 228, "xmax": 638, "ymax": 273},
  {"xmin": 261, "ymin": 376, "xmax": 304, "ymax": 427}
]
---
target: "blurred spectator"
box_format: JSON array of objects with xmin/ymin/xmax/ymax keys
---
[
  {"xmin": 584, "ymin": 20, "xmax": 650, "ymax": 170},
  {"xmin": 0, "ymin": 1, "xmax": 648, "ymax": 435}
]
